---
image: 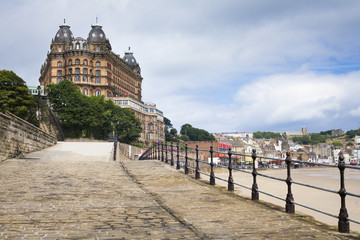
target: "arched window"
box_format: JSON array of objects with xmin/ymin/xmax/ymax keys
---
[
  {"xmin": 83, "ymin": 59, "xmax": 88, "ymax": 65},
  {"xmin": 75, "ymin": 75, "xmax": 80, "ymax": 82},
  {"xmin": 57, "ymin": 61, "xmax": 62, "ymax": 67},
  {"xmin": 96, "ymin": 47, "xmax": 100, "ymax": 52},
  {"xmin": 90, "ymin": 61, "xmax": 93, "ymax": 66},
  {"xmin": 96, "ymin": 61, "xmax": 100, "ymax": 67},
  {"xmin": 96, "ymin": 90, "xmax": 101, "ymax": 96},
  {"xmin": 76, "ymin": 43, "xmax": 80, "ymax": 49},
  {"xmin": 57, "ymin": 77, "xmax": 61, "ymax": 83},
  {"xmin": 83, "ymin": 89, "xmax": 88, "ymax": 95},
  {"xmin": 75, "ymin": 68, "xmax": 80, "ymax": 74},
  {"xmin": 83, "ymin": 76, "xmax": 87, "ymax": 82},
  {"xmin": 75, "ymin": 59, "xmax": 80, "ymax": 65},
  {"xmin": 83, "ymin": 43, "xmax": 87, "ymax": 49},
  {"xmin": 83, "ymin": 68, "xmax": 88, "ymax": 74},
  {"xmin": 68, "ymin": 59, "xmax": 72, "ymax": 65}
]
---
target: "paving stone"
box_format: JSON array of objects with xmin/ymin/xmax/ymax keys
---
[{"xmin": 0, "ymin": 142, "xmax": 358, "ymax": 239}]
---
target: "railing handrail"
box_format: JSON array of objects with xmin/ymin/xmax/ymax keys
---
[{"xmin": 146, "ymin": 141, "xmax": 360, "ymax": 234}]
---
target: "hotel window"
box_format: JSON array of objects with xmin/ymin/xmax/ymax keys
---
[
  {"xmin": 68, "ymin": 59, "xmax": 72, "ymax": 65},
  {"xmin": 83, "ymin": 68, "xmax": 88, "ymax": 74},
  {"xmin": 75, "ymin": 68, "xmax": 80, "ymax": 74},
  {"xmin": 75, "ymin": 59, "xmax": 80, "ymax": 65},
  {"xmin": 83, "ymin": 59, "xmax": 88, "ymax": 65},
  {"xmin": 96, "ymin": 90, "xmax": 101, "ymax": 96},
  {"xmin": 96, "ymin": 61, "xmax": 100, "ymax": 67},
  {"xmin": 57, "ymin": 61, "xmax": 62, "ymax": 67}
]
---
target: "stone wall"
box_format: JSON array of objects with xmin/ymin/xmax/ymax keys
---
[
  {"xmin": 119, "ymin": 143, "xmax": 143, "ymax": 160},
  {"xmin": 0, "ymin": 111, "xmax": 57, "ymax": 161}
]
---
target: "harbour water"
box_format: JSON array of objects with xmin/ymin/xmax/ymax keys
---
[{"xmin": 216, "ymin": 167, "xmax": 360, "ymax": 233}]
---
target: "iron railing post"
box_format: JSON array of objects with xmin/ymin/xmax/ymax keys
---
[
  {"xmin": 285, "ymin": 152, "xmax": 295, "ymax": 213},
  {"xmin": 176, "ymin": 142, "xmax": 180, "ymax": 169},
  {"xmin": 157, "ymin": 142, "xmax": 160, "ymax": 160},
  {"xmin": 171, "ymin": 142, "xmax": 174, "ymax": 166},
  {"xmin": 161, "ymin": 142, "xmax": 164, "ymax": 161},
  {"xmin": 210, "ymin": 146, "xmax": 215, "ymax": 185},
  {"xmin": 185, "ymin": 144, "xmax": 189, "ymax": 174},
  {"xmin": 113, "ymin": 133, "xmax": 117, "ymax": 161},
  {"xmin": 251, "ymin": 149, "xmax": 259, "ymax": 200},
  {"xmin": 195, "ymin": 145, "xmax": 200, "ymax": 179},
  {"xmin": 153, "ymin": 142, "xmax": 156, "ymax": 160},
  {"xmin": 337, "ymin": 151, "xmax": 349, "ymax": 233},
  {"xmin": 228, "ymin": 147, "xmax": 234, "ymax": 191},
  {"xmin": 165, "ymin": 142, "xmax": 168, "ymax": 163}
]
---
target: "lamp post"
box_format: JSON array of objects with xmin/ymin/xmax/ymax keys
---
[
  {"xmin": 48, "ymin": 90, "xmax": 52, "ymax": 134},
  {"xmin": 37, "ymin": 85, "xmax": 41, "ymax": 122}
]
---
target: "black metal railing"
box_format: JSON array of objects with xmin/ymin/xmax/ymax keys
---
[{"xmin": 144, "ymin": 141, "xmax": 360, "ymax": 233}]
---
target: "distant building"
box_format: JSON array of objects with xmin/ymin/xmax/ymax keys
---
[
  {"xmin": 221, "ymin": 132, "xmax": 253, "ymax": 139},
  {"xmin": 354, "ymin": 135, "xmax": 360, "ymax": 144},
  {"xmin": 38, "ymin": 21, "xmax": 164, "ymax": 142},
  {"xmin": 331, "ymin": 129, "xmax": 344, "ymax": 136},
  {"xmin": 28, "ymin": 86, "xmax": 44, "ymax": 96},
  {"xmin": 285, "ymin": 128, "xmax": 308, "ymax": 138}
]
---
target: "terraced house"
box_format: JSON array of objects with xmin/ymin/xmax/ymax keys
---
[{"xmin": 39, "ymin": 21, "xmax": 164, "ymax": 142}]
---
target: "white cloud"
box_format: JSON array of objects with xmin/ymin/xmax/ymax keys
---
[
  {"xmin": 350, "ymin": 106, "xmax": 360, "ymax": 116},
  {"xmin": 1, "ymin": 0, "xmax": 360, "ymax": 132}
]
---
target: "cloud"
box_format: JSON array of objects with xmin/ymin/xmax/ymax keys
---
[
  {"xmin": 1, "ymin": 0, "xmax": 360, "ymax": 133},
  {"xmin": 158, "ymin": 71, "xmax": 360, "ymax": 132}
]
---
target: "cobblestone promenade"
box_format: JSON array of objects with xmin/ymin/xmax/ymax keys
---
[{"xmin": 0, "ymin": 142, "xmax": 358, "ymax": 239}]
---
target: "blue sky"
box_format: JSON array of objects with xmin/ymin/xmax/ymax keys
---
[{"xmin": 1, "ymin": 0, "xmax": 360, "ymax": 133}]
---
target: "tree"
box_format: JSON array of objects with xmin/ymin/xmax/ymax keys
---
[
  {"xmin": 48, "ymin": 80, "xmax": 142, "ymax": 143},
  {"xmin": 164, "ymin": 117, "xmax": 173, "ymax": 129},
  {"xmin": 331, "ymin": 141, "xmax": 343, "ymax": 147},
  {"xmin": 180, "ymin": 124, "xmax": 215, "ymax": 141},
  {"xmin": 346, "ymin": 128, "xmax": 360, "ymax": 139},
  {"xmin": 253, "ymin": 131, "xmax": 281, "ymax": 139},
  {"xmin": 253, "ymin": 131, "xmax": 263, "ymax": 138},
  {"xmin": 0, "ymin": 70, "xmax": 38, "ymax": 125}
]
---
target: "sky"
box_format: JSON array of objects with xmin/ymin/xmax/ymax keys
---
[{"xmin": 1, "ymin": 0, "xmax": 360, "ymax": 133}]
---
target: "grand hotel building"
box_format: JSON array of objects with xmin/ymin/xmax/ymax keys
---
[{"xmin": 39, "ymin": 22, "xmax": 164, "ymax": 142}]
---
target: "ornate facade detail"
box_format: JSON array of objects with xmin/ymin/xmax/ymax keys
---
[{"xmin": 39, "ymin": 22, "xmax": 164, "ymax": 142}]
